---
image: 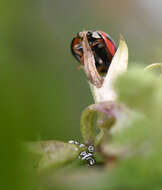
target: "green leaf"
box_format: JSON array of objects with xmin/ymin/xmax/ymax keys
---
[
  {"xmin": 27, "ymin": 140, "xmax": 80, "ymax": 172},
  {"xmin": 144, "ymin": 63, "xmax": 162, "ymax": 75},
  {"xmin": 144, "ymin": 63, "xmax": 162, "ymax": 71},
  {"xmin": 115, "ymin": 67, "xmax": 158, "ymax": 115}
]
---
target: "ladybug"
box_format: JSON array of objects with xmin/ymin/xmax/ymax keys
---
[{"xmin": 71, "ymin": 30, "xmax": 116, "ymax": 75}]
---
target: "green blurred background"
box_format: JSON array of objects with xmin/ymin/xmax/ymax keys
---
[
  {"xmin": 2, "ymin": 0, "xmax": 162, "ymax": 140},
  {"xmin": 1, "ymin": 0, "xmax": 162, "ymax": 189}
]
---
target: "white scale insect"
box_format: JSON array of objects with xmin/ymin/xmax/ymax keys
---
[{"xmin": 68, "ymin": 140, "xmax": 95, "ymax": 166}]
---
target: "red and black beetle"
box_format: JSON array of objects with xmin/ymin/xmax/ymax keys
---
[{"xmin": 71, "ymin": 30, "xmax": 116, "ymax": 75}]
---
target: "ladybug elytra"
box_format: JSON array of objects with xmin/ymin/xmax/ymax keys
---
[{"xmin": 71, "ymin": 30, "xmax": 116, "ymax": 75}]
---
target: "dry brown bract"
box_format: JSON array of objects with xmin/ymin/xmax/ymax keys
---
[{"xmin": 81, "ymin": 31, "xmax": 104, "ymax": 88}]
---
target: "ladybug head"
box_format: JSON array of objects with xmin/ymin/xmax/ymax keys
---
[{"xmin": 71, "ymin": 30, "xmax": 116, "ymax": 75}]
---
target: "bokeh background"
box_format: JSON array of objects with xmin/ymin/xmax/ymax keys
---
[{"xmin": 1, "ymin": 0, "xmax": 162, "ymax": 189}]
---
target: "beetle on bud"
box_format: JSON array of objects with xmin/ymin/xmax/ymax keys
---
[{"xmin": 71, "ymin": 30, "xmax": 116, "ymax": 75}]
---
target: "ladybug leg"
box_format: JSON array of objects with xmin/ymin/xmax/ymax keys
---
[
  {"xmin": 90, "ymin": 39, "xmax": 104, "ymax": 48},
  {"xmin": 76, "ymin": 63, "xmax": 82, "ymax": 70},
  {"xmin": 73, "ymin": 48, "xmax": 82, "ymax": 57},
  {"xmin": 91, "ymin": 40, "xmax": 100, "ymax": 46},
  {"xmin": 76, "ymin": 54, "xmax": 84, "ymax": 70},
  {"xmin": 80, "ymin": 54, "xmax": 84, "ymax": 65}
]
